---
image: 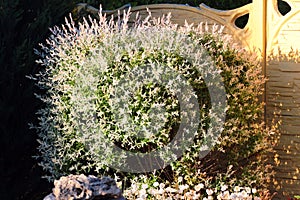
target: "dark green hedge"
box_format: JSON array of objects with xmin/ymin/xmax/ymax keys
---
[
  {"xmin": 82, "ymin": 0, "xmax": 251, "ymax": 10},
  {"xmin": 0, "ymin": 1, "xmax": 80, "ymax": 199}
]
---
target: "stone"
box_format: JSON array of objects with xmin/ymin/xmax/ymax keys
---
[
  {"xmin": 43, "ymin": 193, "xmax": 55, "ymax": 200},
  {"xmin": 43, "ymin": 174, "xmax": 125, "ymax": 200}
]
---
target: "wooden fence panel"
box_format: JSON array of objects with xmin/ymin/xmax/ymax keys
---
[{"xmin": 266, "ymin": 1, "xmax": 300, "ymax": 197}]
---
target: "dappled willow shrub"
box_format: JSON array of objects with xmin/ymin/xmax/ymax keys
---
[
  {"xmin": 32, "ymin": 9, "xmax": 276, "ymax": 198},
  {"xmin": 171, "ymin": 34, "xmax": 276, "ymax": 189}
]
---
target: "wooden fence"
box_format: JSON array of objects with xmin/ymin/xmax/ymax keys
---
[{"xmin": 77, "ymin": 0, "xmax": 300, "ymax": 198}]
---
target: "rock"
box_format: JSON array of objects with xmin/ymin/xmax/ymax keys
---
[
  {"xmin": 43, "ymin": 174, "xmax": 125, "ymax": 200},
  {"xmin": 43, "ymin": 193, "xmax": 55, "ymax": 200}
]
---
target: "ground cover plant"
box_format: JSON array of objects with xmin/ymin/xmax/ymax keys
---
[{"xmin": 31, "ymin": 8, "xmax": 277, "ymax": 199}]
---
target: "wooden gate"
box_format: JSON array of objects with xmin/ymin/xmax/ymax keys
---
[{"xmin": 77, "ymin": 0, "xmax": 300, "ymax": 198}]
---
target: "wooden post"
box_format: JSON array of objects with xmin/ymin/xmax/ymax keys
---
[{"xmin": 248, "ymin": 0, "xmax": 267, "ymax": 119}]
